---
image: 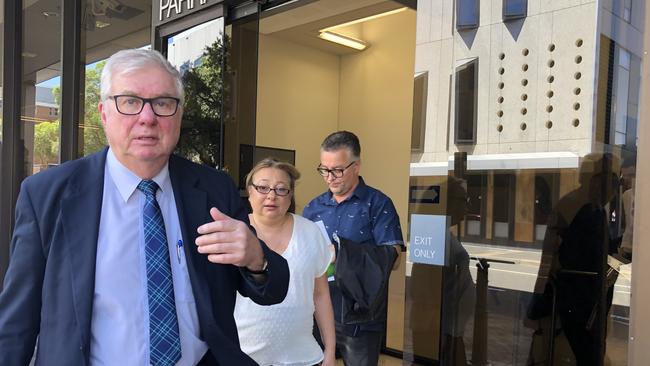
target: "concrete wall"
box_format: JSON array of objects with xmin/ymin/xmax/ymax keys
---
[{"xmin": 414, "ymin": 0, "xmax": 599, "ymax": 164}]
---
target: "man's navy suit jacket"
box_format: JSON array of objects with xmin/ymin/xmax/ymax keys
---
[{"xmin": 0, "ymin": 148, "xmax": 289, "ymax": 365}]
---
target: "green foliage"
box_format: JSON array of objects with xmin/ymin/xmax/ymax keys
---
[
  {"xmin": 34, "ymin": 120, "xmax": 60, "ymax": 165},
  {"xmin": 176, "ymin": 35, "xmax": 229, "ymax": 167},
  {"xmin": 50, "ymin": 61, "xmax": 107, "ymax": 157},
  {"xmin": 82, "ymin": 61, "xmax": 108, "ymax": 156}
]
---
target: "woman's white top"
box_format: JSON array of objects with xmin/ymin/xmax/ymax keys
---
[{"xmin": 235, "ymin": 214, "xmax": 333, "ymax": 366}]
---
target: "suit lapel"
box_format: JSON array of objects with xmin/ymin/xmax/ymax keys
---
[{"xmin": 60, "ymin": 149, "xmax": 107, "ymax": 358}]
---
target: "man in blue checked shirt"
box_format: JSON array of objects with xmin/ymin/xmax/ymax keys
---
[{"xmin": 303, "ymin": 130, "xmax": 404, "ymax": 366}]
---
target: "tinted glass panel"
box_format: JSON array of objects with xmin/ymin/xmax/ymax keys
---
[
  {"xmin": 455, "ymin": 60, "xmax": 477, "ymax": 144},
  {"xmin": 457, "ymin": 0, "xmax": 479, "ymax": 29},
  {"xmin": 79, "ymin": 0, "xmax": 152, "ymax": 157},
  {"xmin": 503, "ymin": 0, "xmax": 527, "ymax": 20}
]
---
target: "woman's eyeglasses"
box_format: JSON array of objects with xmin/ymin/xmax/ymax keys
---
[{"xmin": 251, "ymin": 184, "xmax": 291, "ymax": 196}]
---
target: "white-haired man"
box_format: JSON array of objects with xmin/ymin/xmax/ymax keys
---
[{"xmin": 0, "ymin": 49, "xmax": 289, "ymax": 366}]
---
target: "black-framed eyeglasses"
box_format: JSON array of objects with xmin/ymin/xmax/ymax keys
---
[
  {"xmin": 251, "ymin": 184, "xmax": 291, "ymax": 197},
  {"xmin": 316, "ymin": 161, "xmax": 356, "ymax": 178},
  {"xmin": 109, "ymin": 95, "xmax": 180, "ymax": 117}
]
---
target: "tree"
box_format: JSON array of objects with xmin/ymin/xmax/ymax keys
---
[
  {"xmin": 176, "ymin": 35, "xmax": 229, "ymax": 168},
  {"xmin": 81, "ymin": 61, "xmax": 108, "ymax": 155},
  {"xmin": 34, "ymin": 120, "xmax": 59, "ymax": 165},
  {"xmin": 52, "ymin": 61, "xmax": 107, "ymax": 157}
]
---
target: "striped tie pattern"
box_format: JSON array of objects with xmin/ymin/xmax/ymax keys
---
[{"xmin": 137, "ymin": 180, "xmax": 182, "ymax": 366}]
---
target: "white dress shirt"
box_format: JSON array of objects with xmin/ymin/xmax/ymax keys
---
[{"xmin": 89, "ymin": 149, "xmax": 208, "ymax": 365}]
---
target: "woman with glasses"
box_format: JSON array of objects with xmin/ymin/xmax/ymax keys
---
[{"xmin": 234, "ymin": 158, "xmax": 336, "ymax": 366}]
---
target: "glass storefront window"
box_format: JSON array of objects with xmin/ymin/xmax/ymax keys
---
[
  {"xmin": 409, "ymin": 1, "xmax": 642, "ymax": 365},
  {"xmin": 79, "ymin": 0, "xmax": 151, "ymax": 157},
  {"xmin": 164, "ymin": 17, "xmax": 225, "ymax": 167},
  {"xmin": 24, "ymin": 0, "xmax": 62, "ymax": 175}
]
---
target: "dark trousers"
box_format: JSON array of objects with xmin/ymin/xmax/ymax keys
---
[{"xmin": 336, "ymin": 327, "xmax": 383, "ymax": 366}]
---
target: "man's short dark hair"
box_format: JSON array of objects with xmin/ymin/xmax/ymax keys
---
[{"xmin": 321, "ymin": 131, "xmax": 361, "ymax": 159}]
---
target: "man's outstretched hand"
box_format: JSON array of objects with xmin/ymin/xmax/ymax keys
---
[{"xmin": 195, "ymin": 207, "xmax": 265, "ymax": 272}]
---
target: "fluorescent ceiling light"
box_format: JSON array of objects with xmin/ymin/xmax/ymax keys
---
[
  {"xmin": 318, "ymin": 31, "xmax": 368, "ymax": 50},
  {"xmin": 321, "ymin": 7, "xmax": 408, "ymax": 32}
]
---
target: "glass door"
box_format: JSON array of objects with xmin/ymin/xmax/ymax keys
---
[
  {"xmin": 153, "ymin": 1, "xmax": 260, "ymax": 188},
  {"xmin": 405, "ymin": 1, "xmax": 642, "ymax": 365}
]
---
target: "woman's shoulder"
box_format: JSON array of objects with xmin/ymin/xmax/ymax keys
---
[
  {"xmin": 290, "ymin": 214, "xmax": 329, "ymax": 243},
  {"xmin": 291, "ymin": 213, "xmax": 318, "ymax": 229}
]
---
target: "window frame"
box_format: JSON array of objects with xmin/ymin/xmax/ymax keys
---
[
  {"xmin": 502, "ymin": 0, "xmax": 527, "ymax": 21},
  {"xmin": 454, "ymin": 58, "xmax": 479, "ymax": 145},
  {"xmin": 456, "ymin": 0, "xmax": 479, "ymax": 30}
]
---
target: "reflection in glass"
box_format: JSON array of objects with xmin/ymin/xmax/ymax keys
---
[
  {"xmin": 80, "ymin": 0, "xmax": 151, "ymax": 157},
  {"xmin": 166, "ymin": 18, "xmax": 225, "ymax": 167},
  {"xmin": 24, "ymin": 0, "xmax": 63, "ymax": 175},
  {"xmin": 409, "ymin": 1, "xmax": 643, "ymax": 364}
]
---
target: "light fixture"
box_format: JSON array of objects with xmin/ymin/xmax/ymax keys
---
[
  {"xmin": 95, "ymin": 20, "xmax": 111, "ymax": 28},
  {"xmin": 321, "ymin": 7, "xmax": 408, "ymax": 32},
  {"xmin": 42, "ymin": 11, "xmax": 60, "ymax": 17},
  {"xmin": 318, "ymin": 31, "xmax": 368, "ymax": 51}
]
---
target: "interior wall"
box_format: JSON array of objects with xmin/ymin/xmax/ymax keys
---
[
  {"xmin": 337, "ymin": 9, "xmax": 417, "ymax": 351},
  {"xmin": 255, "ymin": 34, "xmax": 340, "ymax": 212}
]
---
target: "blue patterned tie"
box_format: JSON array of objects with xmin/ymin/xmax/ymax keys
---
[{"xmin": 137, "ymin": 180, "xmax": 182, "ymax": 366}]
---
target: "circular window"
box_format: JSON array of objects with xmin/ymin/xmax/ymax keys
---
[
  {"xmin": 546, "ymin": 105, "xmax": 554, "ymax": 113},
  {"xmin": 574, "ymin": 102, "xmax": 581, "ymax": 110},
  {"xmin": 498, "ymin": 96, "xmax": 504, "ymax": 104},
  {"xmin": 547, "ymin": 90, "xmax": 554, "ymax": 98},
  {"xmin": 522, "ymin": 79, "xmax": 529, "ymax": 86},
  {"xmin": 548, "ymin": 44, "xmax": 556, "ymax": 52},
  {"xmin": 498, "ymin": 67, "xmax": 505, "ymax": 75},
  {"xmin": 521, "ymin": 94, "xmax": 528, "ymax": 101},
  {"xmin": 546, "ymin": 121, "xmax": 553, "ymax": 129},
  {"xmin": 574, "ymin": 87, "xmax": 581, "ymax": 95},
  {"xmin": 497, "ymin": 110, "xmax": 504, "ymax": 117},
  {"xmin": 575, "ymin": 55, "xmax": 583, "ymax": 64},
  {"xmin": 498, "ymin": 82, "xmax": 505, "ymax": 89},
  {"xmin": 548, "ymin": 60, "xmax": 555, "ymax": 68},
  {"xmin": 497, "ymin": 124, "xmax": 504, "ymax": 132},
  {"xmin": 547, "ymin": 75, "xmax": 555, "ymax": 83},
  {"xmin": 576, "ymin": 39, "xmax": 583, "ymax": 47},
  {"xmin": 574, "ymin": 72, "xmax": 582, "ymax": 80},
  {"xmin": 499, "ymin": 52, "xmax": 506, "ymax": 60},
  {"xmin": 521, "ymin": 108, "xmax": 528, "ymax": 115},
  {"xmin": 573, "ymin": 118, "xmax": 580, "ymax": 127},
  {"xmin": 521, "ymin": 122, "xmax": 528, "ymax": 130},
  {"xmin": 522, "ymin": 48, "xmax": 529, "ymax": 56},
  {"xmin": 522, "ymin": 64, "xmax": 529, "ymax": 72}
]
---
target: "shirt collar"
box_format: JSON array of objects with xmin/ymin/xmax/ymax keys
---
[
  {"xmin": 321, "ymin": 176, "xmax": 369, "ymax": 205},
  {"xmin": 106, "ymin": 148, "xmax": 171, "ymax": 203}
]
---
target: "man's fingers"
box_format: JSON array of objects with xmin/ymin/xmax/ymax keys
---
[
  {"xmin": 196, "ymin": 242, "xmax": 238, "ymax": 255},
  {"xmin": 195, "ymin": 231, "xmax": 232, "ymax": 246},
  {"xmin": 209, "ymin": 207, "xmax": 230, "ymax": 222},
  {"xmin": 197, "ymin": 218, "xmax": 235, "ymax": 235},
  {"xmin": 206, "ymin": 252, "xmax": 245, "ymax": 265}
]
